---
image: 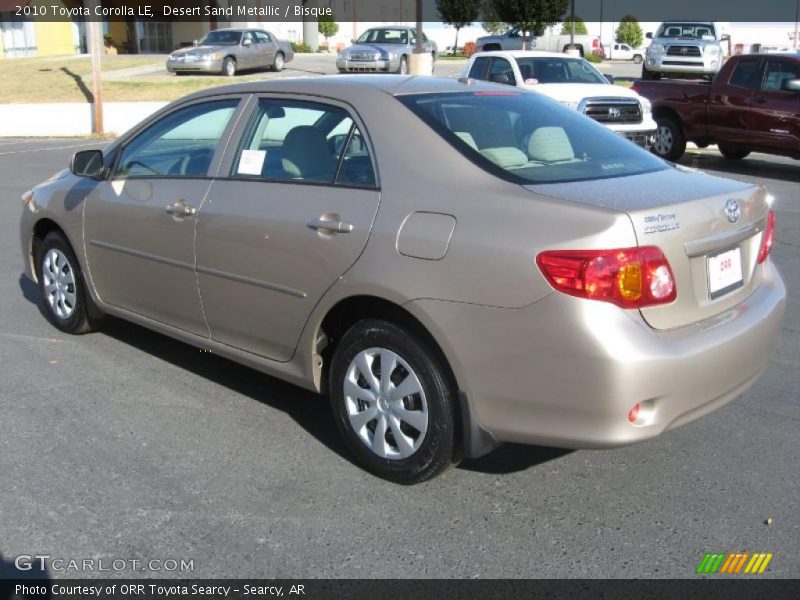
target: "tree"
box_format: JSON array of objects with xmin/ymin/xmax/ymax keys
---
[
  {"xmin": 487, "ymin": 0, "xmax": 570, "ymax": 49},
  {"xmin": 318, "ymin": 14, "xmax": 339, "ymax": 48},
  {"xmin": 437, "ymin": 0, "xmax": 482, "ymax": 54},
  {"xmin": 560, "ymin": 16, "xmax": 587, "ymax": 36},
  {"xmin": 616, "ymin": 15, "xmax": 643, "ymax": 48},
  {"xmin": 480, "ymin": 0, "xmax": 509, "ymax": 35}
]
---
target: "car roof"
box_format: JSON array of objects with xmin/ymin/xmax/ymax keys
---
[
  {"xmin": 178, "ymin": 75, "xmax": 513, "ymax": 105},
  {"xmin": 472, "ymin": 50, "xmax": 577, "ymax": 59}
]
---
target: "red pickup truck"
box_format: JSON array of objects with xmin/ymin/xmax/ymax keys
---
[{"xmin": 632, "ymin": 53, "xmax": 800, "ymax": 161}]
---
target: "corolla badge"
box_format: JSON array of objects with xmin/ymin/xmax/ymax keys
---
[{"xmin": 724, "ymin": 199, "xmax": 740, "ymax": 223}]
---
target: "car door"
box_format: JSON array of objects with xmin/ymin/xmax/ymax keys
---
[
  {"xmin": 254, "ymin": 30, "xmax": 276, "ymax": 68},
  {"xmin": 749, "ymin": 58, "xmax": 800, "ymax": 153},
  {"xmin": 195, "ymin": 97, "xmax": 381, "ymax": 361},
  {"xmin": 707, "ymin": 57, "xmax": 762, "ymax": 144},
  {"xmin": 83, "ymin": 97, "xmax": 243, "ymax": 335},
  {"xmin": 239, "ymin": 31, "xmax": 257, "ymax": 69}
]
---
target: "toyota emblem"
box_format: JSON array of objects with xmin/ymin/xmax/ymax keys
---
[
  {"xmin": 724, "ymin": 199, "xmax": 740, "ymax": 223},
  {"xmin": 608, "ymin": 107, "xmax": 621, "ymax": 118}
]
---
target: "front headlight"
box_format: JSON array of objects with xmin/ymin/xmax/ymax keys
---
[
  {"xmin": 640, "ymin": 97, "xmax": 652, "ymax": 113},
  {"xmin": 388, "ymin": 52, "xmax": 399, "ymax": 59},
  {"xmin": 200, "ymin": 52, "xmax": 222, "ymax": 61},
  {"xmin": 648, "ymin": 43, "xmax": 665, "ymax": 55},
  {"xmin": 704, "ymin": 45, "xmax": 721, "ymax": 56}
]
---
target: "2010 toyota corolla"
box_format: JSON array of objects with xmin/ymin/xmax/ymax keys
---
[{"xmin": 19, "ymin": 76, "xmax": 786, "ymax": 484}]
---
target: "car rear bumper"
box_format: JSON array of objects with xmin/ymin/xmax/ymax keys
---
[{"xmin": 408, "ymin": 261, "xmax": 785, "ymax": 452}]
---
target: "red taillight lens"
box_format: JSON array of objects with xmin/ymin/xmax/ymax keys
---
[
  {"xmin": 757, "ymin": 210, "xmax": 776, "ymax": 264},
  {"xmin": 536, "ymin": 246, "xmax": 677, "ymax": 308}
]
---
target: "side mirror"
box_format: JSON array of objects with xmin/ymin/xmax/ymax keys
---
[
  {"xmin": 70, "ymin": 149, "xmax": 104, "ymax": 179},
  {"xmin": 604, "ymin": 74, "xmax": 615, "ymax": 84},
  {"xmin": 489, "ymin": 72, "xmax": 510, "ymax": 85},
  {"xmin": 242, "ymin": 38, "xmax": 252, "ymax": 46},
  {"xmin": 781, "ymin": 78, "xmax": 800, "ymax": 92},
  {"xmin": 720, "ymin": 34, "xmax": 730, "ymax": 41},
  {"xmin": 646, "ymin": 32, "xmax": 653, "ymax": 39}
]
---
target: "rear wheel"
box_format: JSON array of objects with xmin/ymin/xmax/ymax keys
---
[
  {"xmin": 272, "ymin": 52, "xmax": 285, "ymax": 72},
  {"xmin": 329, "ymin": 319, "xmax": 457, "ymax": 484},
  {"xmin": 36, "ymin": 232, "xmax": 103, "ymax": 334},
  {"xmin": 222, "ymin": 57, "xmax": 236, "ymax": 77},
  {"xmin": 633, "ymin": 54, "xmax": 643, "ymax": 64},
  {"xmin": 397, "ymin": 55, "xmax": 408, "ymax": 75},
  {"xmin": 651, "ymin": 117, "xmax": 686, "ymax": 161},
  {"xmin": 718, "ymin": 144, "xmax": 750, "ymax": 160}
]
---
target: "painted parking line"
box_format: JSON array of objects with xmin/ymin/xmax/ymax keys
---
[{"xmin": 0, "ymin": 141, "xmax": 105, "ymax": 156}]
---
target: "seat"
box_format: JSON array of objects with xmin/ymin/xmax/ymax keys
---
[
  {"xmin": 281, "ymin": 126, "xmax": 336, "ymax": 182},
  {"xmin": 454, "ymin": 131, "xmax": 479, "ymax": 150},
  {"xmin": 527, "ymin": 127, "xmax": 575, "ymax": 163}
]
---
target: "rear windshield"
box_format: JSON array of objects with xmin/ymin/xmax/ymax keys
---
[{"xmin": 397, "ymin": 91, "xmax": 668, "ymax": 184}]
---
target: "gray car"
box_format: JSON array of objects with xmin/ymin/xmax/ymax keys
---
[
  {"xmin": 336, "ymin": 27, "xmax": 437, "ymax": 74},
  {"xmin": 166, "ymin": 28, "xmax": 293, "ymax": 76},
  {"xmin": 20, "ymin": 76, "xmax": 785, "ymax": 484}
]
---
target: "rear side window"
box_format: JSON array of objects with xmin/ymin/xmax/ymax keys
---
[
  {"xmin": 114, "ymin": 99, "xmax": 239, "ymax": 178},
  {"xmin": 762, "ymin": 60, "xmax": 799, "ymax": 92},
  {"xmin": 728, "ymin": 59, "xmax": 762, "ymax": 89},
  {"xmin": 232, "ymin": 99, "xmax": 376, "ymax": 188}
]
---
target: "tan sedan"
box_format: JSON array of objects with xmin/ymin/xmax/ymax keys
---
[{"xmin": 19, "ymin": 76, "xmax": 785, "ymax": 483}]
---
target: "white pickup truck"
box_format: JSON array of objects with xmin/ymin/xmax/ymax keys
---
[
  {"xmin": 604, "ymin": 42, "xmax": 644, "ymax": 63},
  {"xmin": 476, "ymin": 27, "xmax": 601, "ymax": 57},
  {"xmin": 462, "ymin": 51, "xmax": 657, "ymax": 148}
]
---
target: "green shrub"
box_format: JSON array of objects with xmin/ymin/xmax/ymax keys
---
[
  {"xmin": 585, "ymin": 53, "xmax": 603, "ymax": 63},
  {"xmin": 291, "ymin": 42, "xmax": 312, "ymax": 53}
]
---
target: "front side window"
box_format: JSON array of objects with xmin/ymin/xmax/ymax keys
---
[
  {"xmin": 468, "ymin": 56, "xmax": 490, "ymax": 79},
  {"xmin": 398, "ymin": 91, "xmax": 668, "ymax": 184},
  {"xmin": 729, "ymin": 59, "xmax": 762, "ymax": 89},
  {"xmin": 232, "ymin": 99, "xmax": 376, "ymax": 187},
  {"xmin": 114, "ymin": 99, "xmax": 239, "ymax": 178},
  {"xmin": 762, "ymin": 60, "xmax": 799, "ymax": 92},
  {"xmin": 254, "ymin": 31, "xmax": 271, "ymax": 44},
  {"xmin": 488, "ymin": 57, "xmax": 516, "ymax": 85}
]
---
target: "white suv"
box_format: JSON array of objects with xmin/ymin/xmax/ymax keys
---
[{"xmin": 462, "ymin": 51, "xmax": 657, "ymax": 148}]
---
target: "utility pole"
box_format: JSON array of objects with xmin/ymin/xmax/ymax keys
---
[
  {"xmin": 794, "ymin": 0, "xmax": 799, "ymax": 51},
  {"xmin": 86, "ymin": 9, "xmax": 103, "ymax": 136}
]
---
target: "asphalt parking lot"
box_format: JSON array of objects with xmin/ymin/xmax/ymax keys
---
[{"xmin": 0, "ymin": 139, "xmax": 798, "ymax": 579}]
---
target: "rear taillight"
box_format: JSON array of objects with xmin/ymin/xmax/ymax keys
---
[
  {"xmin": 757, "ymin": 210, "xmax": 776, "ymax": 264},
  {"xmin": 536, "ymin": 246, "xmax": 677, "ymax": 308}
]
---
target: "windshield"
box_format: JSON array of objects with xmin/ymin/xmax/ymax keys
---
[
  {"xmin": 516, "ymin": 57, "xmax": 607, "ymax": 84},
  {"xmin": 398, "ymin": 91, "xmax": 667, "ymax": 184},
  {"xmin": 200, "ymin": 30, "xmax": 242, "ymax": 46},
  {"xmin": 656, "ymin": 23, "xmax": 716, "ymax": 40},
  {"xmin": 357, "ymin": 28, "xmax": 408, "ymax": 44}
]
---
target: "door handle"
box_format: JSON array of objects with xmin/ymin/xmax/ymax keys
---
[
  {"xmin": 165, "ymin": 201, "xmax": 197, "ymax": 217},
  {"xmin": 307, "ymin": 216, "xmax": 354, "ymax": 234}
]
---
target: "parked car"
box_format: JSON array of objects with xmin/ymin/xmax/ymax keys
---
[
  {"xmin": 166, "ymin": 28, "xmax": 293, "ymax": 76},
  {"xmin": 633, "ymin": 53, "xmax": 800, "ymax": 161},
  {"xmin": 462, "ymin": 51, "xmax": 657, "ymax": 147},
  {"xmin": 21, "ymin": 76, "xmax": 785, "ymax": 483},
  {"xmin": 605, "ymin": 42, "xmax": 644, "ymax": 63},
  {"xmin": 476, "ymin": 27, "xmax": 601, "ymax": 57},
  {"xmin": 643, "ymin": 21, "xmax": 729, "ymax": 80},
  {"xmin": 336, "ymin": 27, "xmax": 437, "ymax": 74}
]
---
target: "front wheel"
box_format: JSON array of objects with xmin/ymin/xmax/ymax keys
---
[
  {"xmin": 641, "ymin": 64, "xmax": 661, "ymax": 80},
  {"xmin": 36, "ymin": 232, "xmax": 103, "ymax": 334},
  {"xmin": 397, "ymin": 55, "xmax": 408, "ymax": 75},
  {"xmin": 272, "ymin": 52, "xmax": 285, "ymax": 72},
  {"xmin": 651, "ymin": 117, "xmax": 686, "ymax": 161},
  {"xmin": 329, "ymin": 319, "xmax": 457, "ymax": 484},
  {"xmin": 718, "ymin": 144, "xmax": 750, "ymax": 160},
  {"xmin": 222, "ymin": 57, "xmax": 236, "ymax": 77}
]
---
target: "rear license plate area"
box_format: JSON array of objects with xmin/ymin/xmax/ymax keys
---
[{"xmin": 707, "ymin": 246, "xmax": 743, "ymax": 300}]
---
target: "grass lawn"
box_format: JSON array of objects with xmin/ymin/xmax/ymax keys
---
[{"xmin": 0, "ymin": 55, "xmax": 267, "ymax": 103}]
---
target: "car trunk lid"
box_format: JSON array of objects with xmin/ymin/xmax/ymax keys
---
[{"xmin": 526, "ymin": 166, "xmax": 771, "ymax": 329}]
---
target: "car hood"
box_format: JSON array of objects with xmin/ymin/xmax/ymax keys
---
[
  {"xmin": 343, "ymin": 43, "xmax": 402, "ymax": 55},
  {"xmin": 522, "ymin": 82, "xmax": 642, "ymax": 102},
  {"xmin": 171, "ymin": 44, "xmax": 229, "ymax": 56}
]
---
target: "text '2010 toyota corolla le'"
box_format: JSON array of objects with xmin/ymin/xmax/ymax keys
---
[{"xmin": 20, "ymin": 76, "xmax": 785, "ymax": 483}]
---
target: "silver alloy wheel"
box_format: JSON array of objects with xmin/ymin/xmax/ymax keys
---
[
  {"xmin": 653, "ymin": 125, "xmax": 673, "ymax": 155},
  {"xmin": 42, "ymin": 248, "xmax": 77, "ymax": 320},
  {"xmin": 274, "ymin": 53, "xmax": 284, "ymax": 71},
  {"xmin": 399, "ymin": 58, "xmax": 408, "ymax": 75},
  {"xmin": 344, "ymin": 347, "xmax": 428, "ymax": 460},
  {"xmin": 225, "ymin": 59, "xmax": 235, "ymax": 76}
]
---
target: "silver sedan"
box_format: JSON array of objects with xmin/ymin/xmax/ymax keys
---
[{"xmin": 336, "ymin": 27, "xmax": 437, "ymax": 74}]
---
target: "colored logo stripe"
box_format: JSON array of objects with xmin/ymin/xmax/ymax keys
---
[{"xmin": 697, "ymin": 552, "xmax": 773, "ymax": 574}]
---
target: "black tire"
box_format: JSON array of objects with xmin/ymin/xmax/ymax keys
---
[
  {"xmin": 35, "ymin": 232, "xmax": 103, "ymax": 335},
  {"xmin": 633, "ymin": 54, "xmax": 643, "ymax": 64},
  {"xmin": 641, "ymin": 64, "xmax": 661, "ymax": 81},
  {"xmin": 397, "ymin": 55, "xmax": 408, "ymax": 75},
  {"xmin": 222, "ymin": 57, "xmax": 236, "ymax": 77},
  {"xmin": 718, "ymin": 144, "xmax": 750, "ymax": 160},
  {"xmin": 651, "ymin": 116, "xmax": 686, "ymax": 161},
  {"xmin": 173, "ymin": 71, "xmax": 186, "ymax": 76},
  {"xmin": 272, "ymin": 51, "xmax": 285, "ymax": 72},
  {"xmin": 329, "ymin": 319, "xmax": 457, "ymax": 484}
]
